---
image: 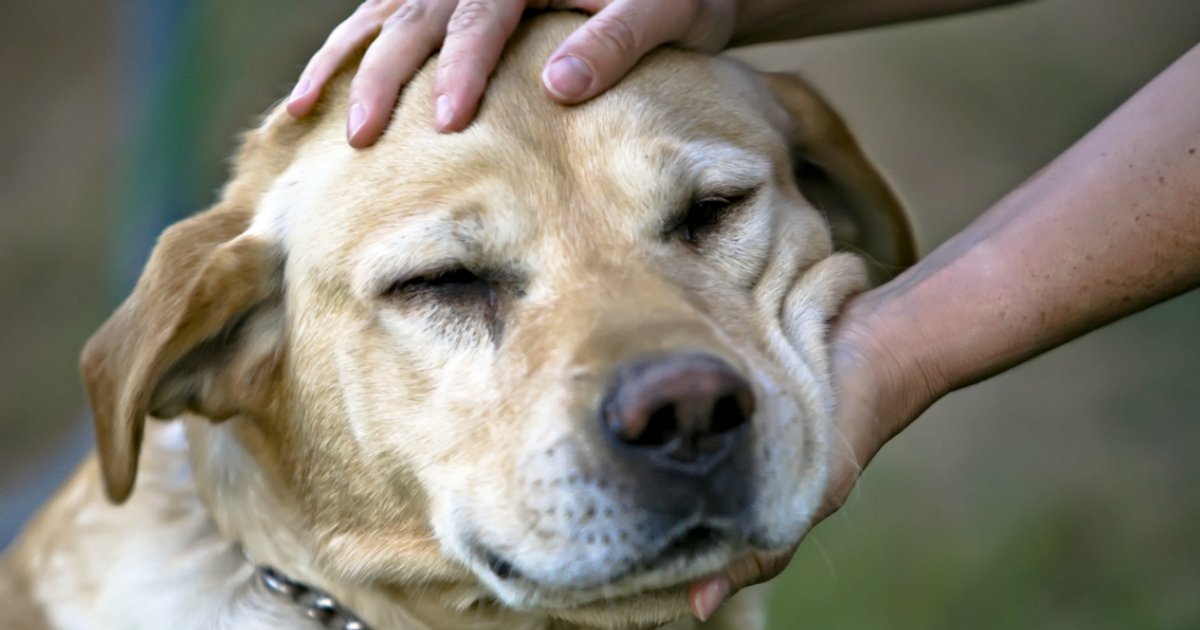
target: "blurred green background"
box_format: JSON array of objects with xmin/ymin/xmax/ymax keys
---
[{"xmin": 1, "ymin": 1, "xmax": 1197, "ymax": 628}]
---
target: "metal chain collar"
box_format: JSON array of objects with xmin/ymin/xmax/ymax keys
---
[{"xmin": 256, "ymin": 565, "xmax": 371, "ymax": 630}]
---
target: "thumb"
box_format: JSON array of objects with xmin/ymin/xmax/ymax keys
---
[{"xmin": 541, "ymin": 0, "xmax": 703, "ymax": 103}]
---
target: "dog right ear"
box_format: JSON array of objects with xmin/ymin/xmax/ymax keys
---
[
  {"xmin": 80, "ymin": 206, "xmax": 285, "ymax": 504},
  {"xmin": 80, "ymin": 103, "xmax": 314, "ymax": 504}
]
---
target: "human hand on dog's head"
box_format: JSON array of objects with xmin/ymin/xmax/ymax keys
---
[
  {"xmin": 288, "ymin": 0, "xmax": 1024, "ymax": 144},
  {"xmin": 286, "ymin": 0, "xmax": 738, "ymax": 144}
]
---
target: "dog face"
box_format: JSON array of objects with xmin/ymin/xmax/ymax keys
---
[{"xmin": 80, "ymin": 15, "xmax": 912, "ymax": 629}]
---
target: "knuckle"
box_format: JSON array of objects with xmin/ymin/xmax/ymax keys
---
[
  {"xmin": 350, "ymin": 65, "xmax": 385, "ymax": 95},
  {"xmin": 732, "ymin": 551, "xmax": 785, "ymax": 588},
  {"xmin": 748, "ymin": 554, "xmax": 771, "ymax": 582},
  {"xmin": 435, "ymin": 52, "xmax": 486, "ymax": 89},
  {"xmin": 329, "ymin": 17, "xmax": 382, "ymax": 48},
  {"xmin": 435, "ymin": 51, "xmax": 477, "ymax": 81},
  {"xmin": 307, "ymin": 48, "xmax": 342, "ymax": 77},
  {"xmin": 726, "ymin": 557, "xmax": 756, "ymax": 589},
  {"xmin": 382, "ymin": 0, "xmax": 428, "ymax": 29},
  {"xmin": 448, "ymin": 0, "xmax": 494, "ymax": 34},
  {"xmin": 765, "ymin": 553, "xmax": 790, "ymax": 580},
  {"xmin": 306, "ymin": 48, "xmax": 331, "ymax": 71},
  {"xmin": 588, "ymin": 13, "xmax": 642, "ymax": 56}
]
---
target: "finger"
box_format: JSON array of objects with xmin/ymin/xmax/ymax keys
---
[
  {"xmin": 688, "ymin": 576, "xmax": 730, "ymax": 623},
  {"xmin": 347, "ymin": 1, "xmax": 457, "ymax": 146},
  {"xmin": 288, "ymin": 2, "xmax": 397, "ymax": 118},
  {"xmin": 540, "ymin": 0, "xmax": 701, "ymax": 103},
  {"xmin": 688, "ymin": 548, "xmax": 796, "ymax": 621},
  {"xmin": 432, "ymin": 0, "xmax": 527, "ymax": 132}
]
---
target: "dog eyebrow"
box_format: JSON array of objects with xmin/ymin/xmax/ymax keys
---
[
  {"xmin": 676, "ymin": 141, "xmax": 770, "ymax": 193},
  {"xmin": 352, "ymin": 214, "xmax": 483, "ymax": 300}
]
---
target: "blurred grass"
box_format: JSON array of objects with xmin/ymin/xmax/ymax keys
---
[
  {"xmin": 1, "ymin": 1, "xmax": 1198, "ymax": 627},
  {"xmin": 773, "ymin": 494, "xmax": 1200, "ymax": 628}
]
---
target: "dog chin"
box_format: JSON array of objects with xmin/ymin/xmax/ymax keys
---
[
  {"xmin": 449, "ymin": 518, "xmax": 805, "ymax": 615},
  {"xmin": 439, "ymin": 507, "xmax": 811, "ymax": 613},
  {"xmin": 474, "ymin": 542, "xmax": 737, "ymax": 612}
]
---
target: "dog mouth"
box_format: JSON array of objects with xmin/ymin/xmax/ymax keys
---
[
  {"xmin": 472, "ymin": 522, "xmax": 730, "ymax": 592},
  {"xmin": 622, "ymin": 524, "xmax": 725, "ymax": 578}
]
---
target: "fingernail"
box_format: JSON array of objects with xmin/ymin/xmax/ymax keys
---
[
  {"xmin": 435, "ymin": 94, "xmax": 455, "ymax": 130},
  {"xmin": 348, "ymin": 102, "xmax": 366, "ymax": 138},
  {"xmin": 694, "ymin": 579, "xmax": 730, "ymax": 622},
  {"xmin": 543, "ymin": 55, "xmax": 593, "ymax": 100},
  {"xmin": 289, "ymin": 78, "xmax": 311, "ymax": 102}
]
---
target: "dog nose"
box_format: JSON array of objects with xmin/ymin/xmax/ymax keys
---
[{"xmin": 602, "ymin": 353, "xmax": 754, "ymax": 475}]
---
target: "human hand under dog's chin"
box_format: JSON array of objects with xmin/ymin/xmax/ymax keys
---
[
  {"xmin": 287, "ymin": 0, "xmax": 737, "ymax": 144},
  {"xmin": 687, "ymin": 287, "xmax": 943, "ymax": 621}
]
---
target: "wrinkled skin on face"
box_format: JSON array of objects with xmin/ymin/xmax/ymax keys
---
[{"xmin": 75, "ymin": 13, "xmax": 911, "ymax": 630}]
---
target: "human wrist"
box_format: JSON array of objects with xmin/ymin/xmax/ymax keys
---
[
  {"xmin": 830, "ymin": 283, "xmax": 948, "ymax": 455},
  {"xmin": 859, "ymin": 232, "xmax": 1027, "ymax": 404}
]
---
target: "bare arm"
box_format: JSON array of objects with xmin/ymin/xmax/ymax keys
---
[
  {"xmin": 861, "ymin": 41, "xmax": 1200, "ymax": 428},
  {"xmin": 734, "ymin": 0, "xmax": 1026, "ymax": 45},
  {"xmin": 692, "ymin": 41, "xmax": 1200, "ymax": 621}
]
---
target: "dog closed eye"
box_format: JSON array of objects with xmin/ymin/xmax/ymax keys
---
[
  {"xmin": 665, "ymin": 189, "xmax": 757, "ymax": 246},
  {"xmin": 383, "ymin": 267, "xmax": 496, "ymax": 304},
  {"xmin": 381, "ymin": 266, "xmax": 516, "ymax": 342}
]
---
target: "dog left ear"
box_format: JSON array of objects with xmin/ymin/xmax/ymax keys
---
[
  {"xmin": 80, "ymin": 205, "xmax": 284, "ymax": 504},
  {"xmin": 761, "ymin": 72, "xmax": 918, "ymax": 278}
]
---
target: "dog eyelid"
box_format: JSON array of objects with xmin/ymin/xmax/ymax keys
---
[
  {"xmin": 665, "ymin": 187, "xmax": 759, "ymax": 245},
  {"xmin": 382, "ymin": 266, "xmax": 493, "ymax": 301}
]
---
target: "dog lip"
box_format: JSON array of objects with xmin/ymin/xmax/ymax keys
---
[
  {"xmin": 608, "ymin": 522, "xmax": 730, "ymax": 583},
  {"xmin": 470, "ymin": 520, "xmax": 736, "ymax": 592},
  {"xmin": 470, "ymin": 540, "xmax": 523, "ymax": 581},
  {"xmin": 484, "ymin": 548, "xmax": 518, "ymax": 580}
]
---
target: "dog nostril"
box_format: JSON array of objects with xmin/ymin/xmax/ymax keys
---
[
  {"xmin": 629, "ymin": 404, "xmax": 679, "ymax": 446},
  {"xmin": 624, "ymin": 393, "xmax": 748, "ymax": 447},
  {"xmin": 710, "ymin": 392, "xmax": 752, "ymax": 434}
]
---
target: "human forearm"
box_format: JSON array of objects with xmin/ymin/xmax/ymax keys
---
[
  {"xmin": 732, "ymin": 0, "xmax": 1027, "ymax": 45},
  {"xmin": 855, "ymin": 43, "xmax": 1200, "ymax": 428}
]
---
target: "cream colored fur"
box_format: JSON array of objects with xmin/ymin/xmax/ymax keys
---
[{"xmin": 0, "ymin": 13, "xmax": 912, "ymax": 630}]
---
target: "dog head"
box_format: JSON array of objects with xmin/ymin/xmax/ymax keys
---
[{"xmin": 80, "ymin": 14, "xmax": 913, "ymax": 629}]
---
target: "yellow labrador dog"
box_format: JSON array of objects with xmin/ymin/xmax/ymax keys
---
[{"xmin": 1, "ymin": 13, "xmax": 913, "ymax": 630}]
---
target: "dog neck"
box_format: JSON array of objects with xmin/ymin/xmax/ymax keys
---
[{"xmin": 178, "ymin": 420, "xmax": 571, "ymax": 630}]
